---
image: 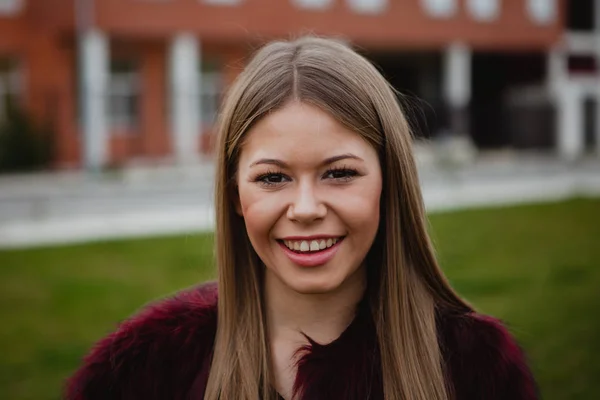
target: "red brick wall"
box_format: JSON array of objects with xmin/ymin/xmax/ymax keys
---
[
  {"xmin": 1, "ymin": 0, "xmax": 568, "ymax": 168},
  {"xmin": 35, "ymin": 0, "xmax": 565, "ymax": 51}
]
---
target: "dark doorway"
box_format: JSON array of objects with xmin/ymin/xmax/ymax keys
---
[
  {"xmin": 471, "ymin": 52, "xmax": 549, "ymax": 149},
  {"xmin": 367, "ymin": 52, "xmax": 444, "ymax": 139},
  {"xmin": 567, "ymin": 0, "xmax": 595, "ymax": 31}
]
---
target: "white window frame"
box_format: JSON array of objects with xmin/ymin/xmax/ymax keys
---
[
  {"xmin": 292, "ymin": 0, "xmax": 333, "ymax": 11},
  {"xmin": 347, "ymin": 0, "xmax": 388, "ymax": 15},
  {"xmin": 108, "ymin": 69, "xmax": 140, "ymax": 131},
  {"xmin": 0, "ymin": 0, "xmax": 24, "ymax": 15},
  {"xmin": 526, "ymin": 0, "xmax": 557, "ymax": 25},
  {"xmin": 467, "ymin": 0, "xmax": 501, "ymax": 22},
  {"xmin": 421, "ymin": 0, "xmax": 457, "ymax": 19}
]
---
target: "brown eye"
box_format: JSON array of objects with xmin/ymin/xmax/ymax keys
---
[
  {"xmin": 263, "ymin": 174, "xmax": 285, "ymax": 183},
  {"xmin": 324, "ymin": 168, "xmax": 358, "ymax": 181},
  {"xmin": 255, "ymin": 172, "xmax": 290, "ymax": 187}
]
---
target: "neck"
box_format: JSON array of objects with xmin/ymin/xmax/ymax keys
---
[{"xmin": 264, "ymin": 266, "xmax": 367, "ymax": 345}]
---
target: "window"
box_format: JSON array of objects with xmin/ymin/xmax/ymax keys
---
[
  {"xmin": 292, "ymin": 0, "xmax": 332, "ymax": 11},
  {"xmin": 200, "ymin": 73, "xmax": 222, "ymax": 127},
  {"xmin": 199, "ymin": 62, "xmax": 222, "ymax": 128},
  {"xmin": 421, "ymin": 0, "xmax": 457, "ymax": 19},
  {"xmin": 467, "ymin": 0, "xmax": 500, "ymax": 22},
  {"xmin": 0, "ymin": 58, "xmax": 21, "ymax": 123},
  {"xmin": 529, "ymin": 0, "xmax": 558, "ymax": 26},
  {"xmin": 347, "ymin": 0, "xmax": 387, "ymax": 15},
  {"xmin": 108, "ymin": 60, "xmax": 140, "ymax": 131},
  {"xmin": 0, "ymin": 0, "xmax": 24, "ymax": 15}
]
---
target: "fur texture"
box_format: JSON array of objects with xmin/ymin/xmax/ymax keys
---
[{"xmin": 65, "ymin": 282, "xmax": 538, "ymax": 399}]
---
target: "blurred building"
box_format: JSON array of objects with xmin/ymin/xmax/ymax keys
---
[{"xmin": 0, "ymin": 0, "xmax": 598, "ymax": 170}]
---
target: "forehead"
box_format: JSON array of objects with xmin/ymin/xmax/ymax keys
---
[{"xmin": 239, "ymin": 102, "xmax": 375, "ymax": 167}]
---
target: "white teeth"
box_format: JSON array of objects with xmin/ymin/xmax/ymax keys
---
[
  {"xmin": 300, "ymin": 241, "xmax": 309, "ymax": 252},
  {"xmin": 283, "ymin": 237, "xmax": 342, "ymax": 252}
]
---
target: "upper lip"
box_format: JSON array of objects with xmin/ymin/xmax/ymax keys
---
[{"xmin": 279, "ymin": 235, "xmax": 344, "ymax": 241}]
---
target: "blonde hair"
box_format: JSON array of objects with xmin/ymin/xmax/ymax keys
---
[{"xmin": 206, "ymin": 36, "xmax": 471, "ymax": 400}]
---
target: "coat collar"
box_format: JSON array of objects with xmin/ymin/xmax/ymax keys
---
[{"xmin": 66, "ymin": 282, "xmax": 538, "ymax": 400}]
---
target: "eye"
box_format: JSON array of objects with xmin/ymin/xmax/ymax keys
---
[
  {"xmin": 323, "ymin": 167, "xmax": 359, "ymax": 181},
  {"xmin": 254, "ymin": 171, "xmax": 290, "ymax": 187}
]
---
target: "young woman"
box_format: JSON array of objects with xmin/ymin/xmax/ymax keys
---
[{"xmin": 65, "ymin": 37, "xmax": 537, "ymax": 400}]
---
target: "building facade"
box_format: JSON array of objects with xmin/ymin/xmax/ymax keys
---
[{"xmin": 0, "ymin": 0, "xmax": 598, "ymax": 170}]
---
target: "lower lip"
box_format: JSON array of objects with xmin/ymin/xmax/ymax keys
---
[{"xmin": 278, "ymin": 239, "xmax": 343, "ymax": 268}]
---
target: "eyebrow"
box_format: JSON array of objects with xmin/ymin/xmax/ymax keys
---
[{"xmin": 249, "ymin": 153, "xmax": 364, "ymax": 168}]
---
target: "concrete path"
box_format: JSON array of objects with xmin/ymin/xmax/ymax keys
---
[{"xmin": 0, "ymin": 155, "xmax": 599, "ymax": 249}]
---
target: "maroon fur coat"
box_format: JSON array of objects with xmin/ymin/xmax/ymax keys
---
[{"xmin": 65, "ymin": 282, "xmax": 538, "ymax": 399}]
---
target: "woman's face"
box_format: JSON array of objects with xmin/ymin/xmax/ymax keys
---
[{"xmin": 236, "ymin": 101, "xmax": 382, "ymax": 295}]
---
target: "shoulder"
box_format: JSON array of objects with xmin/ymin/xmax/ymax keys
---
[
  {"xmin": 437, "ymin": 310, "xmax": 539, "ymax": 400},
  {"xmin": 64, "ymin": 281, "xmax": 219, "ymax": 400}
]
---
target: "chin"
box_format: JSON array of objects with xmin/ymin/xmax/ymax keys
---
[{"xmin": 285, "ymin": 276, "xmax": 344, "ymax": 295}]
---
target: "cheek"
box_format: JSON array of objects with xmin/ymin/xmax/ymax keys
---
[
  {"xmin": 350, "ymin": 200, "xmax": 380, "ymax": 240},
  {"xmin": 335, "ymin": 181, "xmax": 382, "ymax": 234},
  {"xmin": 238, "ymin": 184, "xmax": 283, "ymax": 241}
]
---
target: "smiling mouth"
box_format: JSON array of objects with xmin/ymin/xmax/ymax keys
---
[{"xmin": 277, "ymin": 237, "xmax": 345, "ymax": 254}]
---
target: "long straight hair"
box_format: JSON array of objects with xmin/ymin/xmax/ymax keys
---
[{"xmin": 206, "ymin": 36, "xmax": 472, "ymax": 400}]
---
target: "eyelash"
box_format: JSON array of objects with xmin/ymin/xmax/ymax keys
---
[{"xmin": 253, "ymin": 166, "xmax": 359, "ymax": 187}]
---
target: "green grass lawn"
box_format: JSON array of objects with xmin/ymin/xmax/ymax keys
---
[{"xmin": 1, "ymin": 198, "xmax": 599, "ymax": 400}]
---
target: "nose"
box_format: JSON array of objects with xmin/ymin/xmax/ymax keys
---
[{"xmin": 287, "ymin": 180, "xmax": 327, "ymax": 223}]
